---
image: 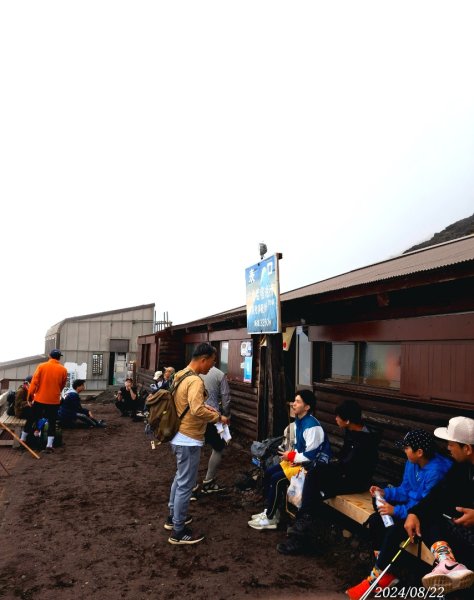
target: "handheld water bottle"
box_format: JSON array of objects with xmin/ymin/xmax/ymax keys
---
[{"xmin": 374, "ymin": 490, "xmax": 394, "ymax": 527}]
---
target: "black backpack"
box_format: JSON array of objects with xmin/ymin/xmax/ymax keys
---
[
  {"xmin": 6, "ymin": 390, "xmax": 16, "ymax": 416},
  {"xmin": 145, "ymin": 371, "xmax": 197, "ymax": 444}
]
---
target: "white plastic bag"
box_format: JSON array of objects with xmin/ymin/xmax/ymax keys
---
[{"xmin": 287, "ymin": 468, "xmax": 306, "ymax": 508}]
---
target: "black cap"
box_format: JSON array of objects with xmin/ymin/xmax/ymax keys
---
[
  {"xmin": 25, "ymin": 375, "xmax": 33, "ymax": 383},
  {"xmin": 395, "ymin": 429, "xmax": 435, "ymax": 454},
  {"xmin": 50, "ymin": 349, "xmax": 63, "ymax": 359}
]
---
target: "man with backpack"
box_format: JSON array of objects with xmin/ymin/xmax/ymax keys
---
[{"xmin": 165, "ymin": 343, "xmax": 229, "ymax": 546}]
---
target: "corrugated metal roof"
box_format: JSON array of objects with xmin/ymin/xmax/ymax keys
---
[
  {"xmin": 172, "ymin": 235, "xmax": 474, "ymax": 329},
  {"xmin": 45, "ymin": 303, "xmax": 156, "ymax": 336},
  {"xmin": 282, "ymin": 234, "xmax": 474, "ymax": 301},
  {"xmin": 0, "ymin": 354, "xmax": 46, "ymax": 368}
]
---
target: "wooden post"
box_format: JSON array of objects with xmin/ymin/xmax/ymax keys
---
[{"xmin": 265, "ymin": 333, "xmax": 287, "ymax": 436}]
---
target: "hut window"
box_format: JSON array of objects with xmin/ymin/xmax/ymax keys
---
[
  {"xmin": 327, "ymin": 342, "xmax": 400, "ymax": 389},
  {"xmin": 220, "ymin": 341, "xmax": 229, "ymax": 373}
]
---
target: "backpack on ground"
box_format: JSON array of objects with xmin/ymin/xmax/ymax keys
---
[
  {"xmin": 145, "ymin": 371, "xmax": 196, "ymax": 444},
  {"xmin": 33, "ymin": 418, "xmax": 63, "ymax": 449}
]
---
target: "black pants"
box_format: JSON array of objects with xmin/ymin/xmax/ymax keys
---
[
  {"xmin": 60, "ymin": 413, "xmax": 102, "ymax": 428},
  {"xmin": 204, "ymin": 422, "xmax": 226, "ymax": 452},
  {"xmin": 298, "ymin": 463, "xmax": 367, "ymax": 518},
  {"xmin": 367, "ymin": 512, "xmax": 407, "ymax": 570},
  {"xmin": 19, "ymin": 406, "xmax": 35, "ymax": 434},
  {"xmin": 263, "ymin": 463, "xmax": 289, "ymax": 519}
]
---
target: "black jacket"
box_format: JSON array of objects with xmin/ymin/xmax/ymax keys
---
[
  {"xmin": 333, "ymin": 424, "xmax": 380, "ymax": 490},
  {"xmin": 410, "ymin": 461, "xmax": 474, "ymax": 521}
]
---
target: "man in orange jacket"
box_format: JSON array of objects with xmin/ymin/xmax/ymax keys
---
[{"xmin": 27, "ymin": 349, "xmax": 68, "ymax": 453}]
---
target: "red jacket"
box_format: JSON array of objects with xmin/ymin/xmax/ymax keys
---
[{"xmin": 28, "ymin": 358, "xmax": 68, "ymax": 405}]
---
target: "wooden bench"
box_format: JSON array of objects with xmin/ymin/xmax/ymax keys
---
[
  {"xmin": 324, "ymin": 491, "xmax": 433, "ymax": 564},
  {"xmin": 0, "ymin": 412, "xmax": 27, "ymax": 448}
]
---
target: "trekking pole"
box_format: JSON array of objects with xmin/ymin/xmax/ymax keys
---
[
  {"xmin": 359, "ymin": 537, "xmax": 412, "ymax": 600},
  {"xmin": 0, "ymin": 421, "xmax": 41, "ymax": 459}
]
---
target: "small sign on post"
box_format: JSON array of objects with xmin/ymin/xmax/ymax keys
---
[{"xmin": 245, "ymin": 253, "xmax": 281, "ymax": 334}]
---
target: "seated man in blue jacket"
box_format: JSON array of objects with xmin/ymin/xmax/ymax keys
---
[
  {"xmin": 248, "ymin": 389, "xmax": 331, "ymax": 531},
  {"xmin": 58, "ymin": 379, "xmax": 106, "ymax": 428}
]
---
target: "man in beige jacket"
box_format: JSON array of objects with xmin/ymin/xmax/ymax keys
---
[{"xmin": 166, "ymin": 343, "xmax": 229, "ymax": 545}]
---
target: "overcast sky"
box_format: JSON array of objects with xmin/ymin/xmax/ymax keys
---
[{"xmin": 1, "ymin": 1, "xmax": 473, "ymax": 363}]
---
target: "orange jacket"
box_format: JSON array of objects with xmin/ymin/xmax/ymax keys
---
[{"xmin": 28, "ymin": 358, "xmax": 68, "ymax": 405}]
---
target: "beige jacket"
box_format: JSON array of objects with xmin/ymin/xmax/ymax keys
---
[{"xmin": 174, "ymin": 368, "xmax": 220, "ymax": 441}]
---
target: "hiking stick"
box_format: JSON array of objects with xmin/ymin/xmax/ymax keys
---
[
  {"xmin": 0, "ymin": 421, "xmax": 41, "ymax": 459},
  {"xmin": 359, "ymin": 537, "xmax": 412, "ymax": 600}
]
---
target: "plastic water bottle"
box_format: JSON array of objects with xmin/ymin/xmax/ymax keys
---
[{"xmin": 374, "ymin": 491, "xmax": 394, "ymax": 527}]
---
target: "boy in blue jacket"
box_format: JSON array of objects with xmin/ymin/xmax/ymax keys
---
[
  {"xmin": 347, "ymin": 429, "xmax": 452, "ymax": 599},
  {"xmin": 248, "ymin": 389, "xmax": 331, "ymax": 531}
]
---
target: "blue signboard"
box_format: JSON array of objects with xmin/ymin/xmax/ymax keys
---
[
  {"xmin": 245, "ymin": 254, "xmax": 281, "ymax": 334},
  {"xmin": 243, "ymin": 356, "xmax": 253, "ymax": 383}
]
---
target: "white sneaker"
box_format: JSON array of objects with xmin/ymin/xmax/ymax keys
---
[
  {"xmin": 422, "ymin": 560, "xmax": 474, "ymax": 594},
  {"xmin": 248, "ymin": 512, "xmax": 279, "ymax": 530},
  {"xmin": 250, "ymin": 509, "xmax": 267, "ymax": 521}
]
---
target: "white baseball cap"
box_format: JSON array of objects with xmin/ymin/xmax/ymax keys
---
[
  {"xmin": 434, "ymin": 416, "xmax": 474, "ymax": 445},
  {"xmin": 153, "ymin": 371, "xmax": 163, "ymax": 380}
]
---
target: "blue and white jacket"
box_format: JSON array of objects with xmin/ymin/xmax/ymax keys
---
[
  {"xmin": 383, "ymin": 453, "xmax": 453, "ymax": 520},
  {"xmin": 287, "ymin": 413, "xmax": 331, "ymax": 465}
]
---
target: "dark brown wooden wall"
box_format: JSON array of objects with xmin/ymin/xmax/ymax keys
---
[
  {"xmin": 314, "ymin": 384, "xmax": 472, "ymax": 485},
  {"xmin": 402, "ymin": 341, "xmax": 474, "ymax": 406},
  {"xmin": 229, "ymin": 381, "xmax": 258, "ymax": 440}
]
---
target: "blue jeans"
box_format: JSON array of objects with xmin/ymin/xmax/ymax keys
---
[{"xmin": 168, "ymin": 445, "xmax": 202, "ymax": 532}]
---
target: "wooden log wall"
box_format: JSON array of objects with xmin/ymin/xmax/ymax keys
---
[
  {"xmin": 229, "ymin": 381, "xmax": 258, "ymax": 440},
  {"xmin": 314, "ymin": 384, "xmax": 472, "ymax": 485}
]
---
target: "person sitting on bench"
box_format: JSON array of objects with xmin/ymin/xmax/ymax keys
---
[
  {"xmin": 346, "ymin": 429, "xmax": 453, "ymax": 599},
  {"xmin": 277, "ymin": 399, "xmax": 380, "ymax": 555},
  {"xmin": 404, "ymin": 416, "xmax": 474, "ymax": 596},
  {"xmin": 248, "ymin": 389, "xmax": 331, "ymax": 531}
]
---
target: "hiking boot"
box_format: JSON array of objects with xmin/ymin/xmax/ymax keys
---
[
  {"xmin": 276, "ymin": 536, "xmax": 306, "ymax": 555},
  {"xmin": 421, "ymin": 560, "xmax": 474, "ymax": 594},
  {"xmin": 286, "ymin": 514, "xmax": 314, "ymax": 537},
  {"xmin": 248, "ymin": 512, "xmax": 279, "ymax": 530},
  {"xmin": 164, "ymin": 515, "xmax": 193, "ymax": 531},
  {"xmin": 168, "ymin": 527, "xmax": 205, "ymax": 545},
  {"xmin": 346, "ymin": 573, "xmax": 399, "ymax": 600},
  {"xmin": 201, "ymin": 478, "xmax": 226, "ymax": 494}
]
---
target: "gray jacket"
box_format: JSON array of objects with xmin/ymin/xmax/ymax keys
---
[{"xmin": 200, "ymin": 367, "xmax": 231, "ymax": 416}]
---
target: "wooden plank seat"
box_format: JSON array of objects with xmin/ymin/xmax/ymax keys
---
[
  {"xmin": 323, "ymin": 491, "xmax": 433, "ymax": 564},
  {"xmin": 0, "ymin": 412, "xmax": 26, "ymax": 448}
]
